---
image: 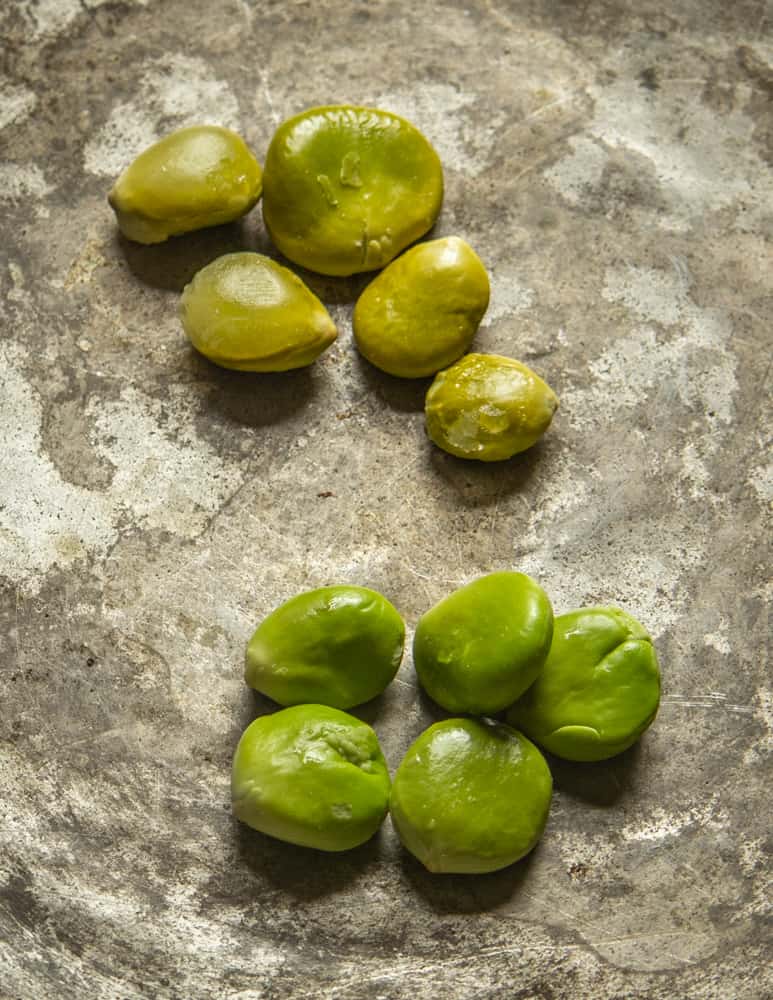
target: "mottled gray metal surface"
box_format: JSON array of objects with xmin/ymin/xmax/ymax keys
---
[{"xmin": 1, "ymin": 0, "xmax": 771, "ymax": 997}]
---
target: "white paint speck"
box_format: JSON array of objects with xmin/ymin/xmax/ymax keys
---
[
  {"xmin": 484, "ymin": 266, "xmax": 536, "ymax": 323},
  {"xmin": 25, "ymin": 0, "xmax": 84, "ymax": 39},
  {"xmin": 593, "ymin": 77, "xmax": 763, "ymax": 229},
  {"xmin": 0, "ymin": 163, "xmax": 53, "ymax": 201},
  {"xmin": 703, "ymin": 616, "xmax": 731, "ymax": 655},
  {"xmin": 0, "ymin": 343, "xmax": 116, "ymax": 588},
  {"xmin": 543, "ymin": 135, "xmax": 608, "ymax": 206},
  {"xmin": 24, "ymin": 0, "xmax": 149, "ymax": 41},
  {"xmin": 83, "ymin": 103, "xmax": 159, "ymax": 179},
  {"xmin": 621, "ymin": 793, "xmax": 727, "ymax": 842},
  {"xmin": 0, "ymin": 343, "xmax": 244, "ymax": 593},
  {"xmin": 554, "ymin": 829, "xmax": 615, "ymax": 869},
  {"xmin": 7, "ymin": 261, "xmax": 28, "ymax": 302},
  {"xmin": 603, "ymin": 265, "xmax": 690, "ymax": 327},
  {"xmin": 744, "ymin": 687, "xmax": 773, "ymax": 765},
  {"xmin": 0, "ymin": 78, "xmax": 37, "ymax": 130},
  {"xmin": 84, "ymin": 54, "xmax": 242, "ymax": 177},
  {"xmin": 749, "ymin": 460, "xmax": 773, "ymax": 504},
  {"xmin": 738, "ymin": 838, "xmax": 766, "ymax": 877},
  {"xmin": 545, "ymin": 72, "xmax": 773, "ymax": 229},
  {"xmin": 87, "ymin": 386, "xmax": 242, "ymax": 535},
  {"xmin": 736, "ymin": 836, "xmax": 772, "ymax": 920},
  {"xmin": 566, "ymin": 264, "xmax": 737, "ymax": 427},
  {"xmin": 521, "ymin": 457, "xmax": 596, "ymax": 556},
  {"xmin": 679, "ymin": 442, "xmax": 711, "ymax": 499}
]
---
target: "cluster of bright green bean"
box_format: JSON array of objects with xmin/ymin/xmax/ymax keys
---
[
  {"xmin": 108, "ymin": 111, "xmax": 559, "ymax": 462},
  {"xmin": 232, "ymin": 574, "xmax": 660, "ymax": 873}
]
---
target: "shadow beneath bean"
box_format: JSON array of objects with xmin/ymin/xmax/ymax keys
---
[
  {"xmin": 186, "ymin": 348, "xmax": 317, "ymax": 428},
  {"xmin": 252, "ymin": 242, "xmax": 372, "ymax": 307},
  {"xmin": 414, "ymin": 684, "xmax": 455, "ymax": 726},
  {"xmin": 354, "ymin": 353, "xmax": 431, "ymax": 413},
  {"xmin": 297, "ymin": 267, "xmax": 372, "ymax": 308},
  {"xmin": 297, "ymin": 223, "xmax": 445, "ymax": 311},
  {"xmin": 245, "ymin": 688, "xmax": 280, "ymax": 723},
  {"xmin": 546, "ymin": 741, "xmax": 643, "ymax": 808},
  {"xmin": 347, "ymin": 688, "xmax": 393, "ymax": 727},
  {"xmin": 425, "ymin": 438, "xmax": 548, "ymax": 508},
  {"xmin": 221, "ymin": 690, "xmax": 273, "ymax": 763},
  {"xmin": 239, "ymin": 685, "xmax": 396, "ymax": 730},
  {"xmin": 234, "ymin": 815, "xmax": 384, "ymax": 901},
  {"xmin": 398, "ymin": 835, "xmax": 539, "ymax": 914},
  {"xmin": 117, "ymin": 220, "xmax": 261, "ymax": 292}
]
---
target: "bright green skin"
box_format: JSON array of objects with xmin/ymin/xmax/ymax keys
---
[
  {"xmin": 262, "ymin": 106, "xmax": 444, "ymax": 276},
  {"xmin": 232, "ymin": 704, "xmax": 391, "ymax": 851},
  {"xmin": 245, "ymin": 585, "xmax": 405, "ymax": 709},
  {"xmin": 108, "ymin": 125, "xmax": 262, "ymax": 244},
  {"xmin": 180, "ymin": 252, "xmax": 337, "ymax": 371},
  {"xmin": 413, "ymin": 571, "xmax": 554, "ymax": 715},
  {"xmin": 507, "ymin": 607, "xmax": 661, "ymax": 762},
  {"xmin": 390, "ymin": 718, "xmax": 552, "ymax": 874},
  {"xmin": 353, "ymin": 237, "xmax": 490, "ymax": 378},
  {"xmin": 425, "ymin": 353, "xmax": 559, "ymax": 461}
]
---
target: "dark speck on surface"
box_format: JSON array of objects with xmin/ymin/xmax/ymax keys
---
[{"xmin": 639, "ymin": 66, "xmax": 660, "ymax": 91}]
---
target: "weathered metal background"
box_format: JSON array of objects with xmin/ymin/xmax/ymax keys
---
[{"xmin": 1, "ymin": 1, "xmax": 771, "ymax": 997}]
